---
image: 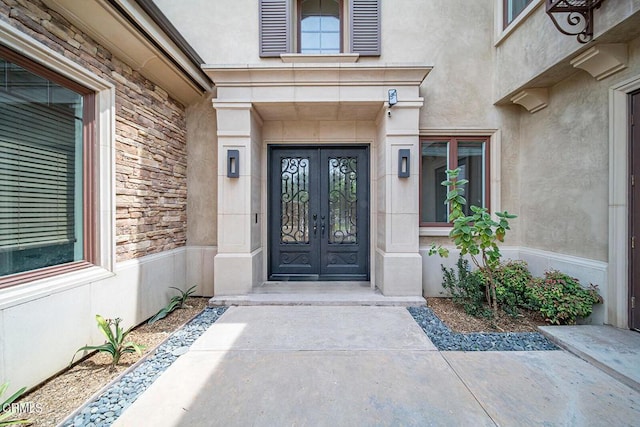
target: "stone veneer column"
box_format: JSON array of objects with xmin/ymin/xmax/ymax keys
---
[
  {"xmin": 375, "ymin": 102, "xmax": 423, "ymax": 296},
  {"xmin": 212, "ymin": 102, "xmax": 259, "ymax": 295}
]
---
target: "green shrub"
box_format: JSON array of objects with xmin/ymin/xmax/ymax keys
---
[
  {"xmin": 441, "ymin": 256, "xmax": 492, "ymax": 318},
  {"xmin": 526, "ymin": 271, "xmax": 602, "ymax": 325},
  {"xmin": 493, "ymin": 260, "xmax": 534, "ymax": 316}
]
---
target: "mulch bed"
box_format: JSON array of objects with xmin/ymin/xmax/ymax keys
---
[{"xmin": 13, "ymin": 297, "xmax": 209, "ymax": 427}]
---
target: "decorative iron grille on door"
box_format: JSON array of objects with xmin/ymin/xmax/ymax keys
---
[{"xmin": 269, "ymin": 146, "xmax": 369, "ymax": 280}]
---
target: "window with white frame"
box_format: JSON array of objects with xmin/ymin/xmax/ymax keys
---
[
  {"xmin": 420, "ymin": 137, "xmax": 489, "ymax": 226},
  {"xmin": 299, "ymin": 0, "xmax": 341, "ymax": 54},
  {"xmin": 0, "ymin": 45, "xmax": 96, "ymax": 286},
  {"xmin": 504, "ymin": 0, "xmax": 533, "ymax": 27},
  {"xmin": 259, "ymin": 0, "xmax": 380, "ymax": 57}
]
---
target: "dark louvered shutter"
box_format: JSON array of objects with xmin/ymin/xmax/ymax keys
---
[
  {"xmin": 351, "ymin": 0, "xmax": 380, "ymax": 56},
  {"xmin": 259, "ymin": 0, "xmax": 291, "ymax": 57}
]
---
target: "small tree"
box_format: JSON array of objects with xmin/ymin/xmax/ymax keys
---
[{"xmin": 430, "ymin": 168, "xmax": 517, "ymax": 312}]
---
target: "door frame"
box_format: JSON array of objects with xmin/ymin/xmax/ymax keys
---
[
  {"xmin": 610, "ymin": 75, "xmax": 640, "ymax": 329},
  {"xmin": 266, "ymin": 143, "xmax": 371, "ymax": 281},
  {"xmin": 629, "ymin": 89, "xmax": 640, "ymax": 331}
]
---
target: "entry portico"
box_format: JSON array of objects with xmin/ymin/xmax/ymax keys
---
[{"xmin": 203, "ymin": 63, "xmax": 432, "ymax": 297}]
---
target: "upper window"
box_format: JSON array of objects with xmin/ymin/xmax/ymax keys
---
[
  {"xmin": 420, "ymin": 137, "xmax": 489, "ymax": 226},
  {"xmin": 0, "ymin": 45, "xmax": 95, "ymax": 286},
  {"xmin": 504, "ymin": 0, "xmax": 533, "ymax": 27},
  {"xmin": 299, "ymin": 0, "xmax": 341, "ymax": 54},
  {"xmin": 259, "ymin": 0, "xmax": 380, "ymax": 57}
]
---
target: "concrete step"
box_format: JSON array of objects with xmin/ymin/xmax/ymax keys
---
[
  {"xmin": 539, "ymin": 325, "xmax": 640, "ymax": 392},
  {"xmin": 209, "ymin": 282, "xmax": 426, "ymax": 307}
]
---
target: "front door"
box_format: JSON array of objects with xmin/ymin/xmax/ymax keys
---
[
  {"xmin": 631, "ymin": 90, "xmax": 640, "ymax": 330},
  {"xmin": 269, "ymin": 146, "xmax": 369, "ymax": 280}
]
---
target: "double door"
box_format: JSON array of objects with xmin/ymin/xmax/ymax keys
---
[{"xmin": 269, "ymin": 146, "xmax": 369, "ymax": 280}]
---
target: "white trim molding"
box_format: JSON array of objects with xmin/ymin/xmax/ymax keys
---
[
  {"xmin": 0, "ymin": 19, "xmax": 116, "ymax": 299},
  {"xmin": 571, "ymin": 44, "xmax": 628, "ymax": 81},
  {"xmin": 608, "ymin": 74, "xmax": 640, "ymax": 328},
  {"xmin": 495, "ymin": 0, "xmax": 544, "ymax": 46},
  {"xmin": 510, "ymin": 88, "xmax": 549, "ymax": 113},
  {"xmin": 42, "ymin": 0, "xmax": 209, "ymax": 104}
]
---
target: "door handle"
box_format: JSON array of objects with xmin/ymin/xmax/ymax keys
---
[
  {"xmin": 321, "ymin": 215, "xmax": 325, "ymax": 237},
  {"xmin": 313, "ymin": 214, "xmax": 318, "ymax": 236}
]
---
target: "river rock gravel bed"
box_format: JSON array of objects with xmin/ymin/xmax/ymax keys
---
[
  {"xmin": 62, "ymin": 307, "xmax": 227, "ymax": 427},
  {"xmin": 408, "ymin": 306, "xmax": 558, "ymax": 351},
  {"xmin": 61, "ymin": 305, "xmax": 555, "ymax": 426}
]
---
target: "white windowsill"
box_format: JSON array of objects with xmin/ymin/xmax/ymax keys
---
[
  {"xmin": 0, "ymin": 266, "xmax": 114, "ymax": 310},
  {"xmin": 420, "ymin": 227, "xmax": 453, "ymax": 237},
  {"xmin": 280, "ymin": 53, "xmax": 360, "ymax": 63}
]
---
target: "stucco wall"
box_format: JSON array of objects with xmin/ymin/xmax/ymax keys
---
[
  {"xmin": 156, "ymin": 0, "xmax": 497, "ymax": 126},
  {"xmin": 402, "ymin": 0, "xmax": 495, "ymax": 129},
  {"xmin": 186, "ymin": 94, "xmax": 218, "ymax": 246},
  {"xmin": 0, "ymin": 0, "xmax": 188, "ymax": 262},
  {"xmin": 517, "ymin": 35, "xmax": 640, "ymax": 262},
  {"xmin": 518, "ymin": 71, "xmax": 609, "ymax": 261},
  {"xmin": 495, "ymin": 0, "xmax": 640, "ymax": 100},
  {"xmin": 154, "ymin": 0, "xmax": 259, "ymax": 64}
]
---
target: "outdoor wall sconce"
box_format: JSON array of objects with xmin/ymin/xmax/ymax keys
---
[
  {"xmin": 387, "ymin": 89, "xmax": 397, "ymax": 117},
  {"xmin": 545, "ymin": 0, "xmax": 605, "ymax": 44},
  {"xmin": 398, "ymin": 149, "xmax": 410, "ymax": 178},
  {"xmin": 227, "ymin": 149, "xmax": 239, "ymax": 178}
]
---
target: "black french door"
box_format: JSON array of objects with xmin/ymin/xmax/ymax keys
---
[{"xmin": 268, "ymin": 146, "xmax": 369, "ymax": 280}]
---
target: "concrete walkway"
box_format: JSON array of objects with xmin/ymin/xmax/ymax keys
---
[
  {"xmin": 114, "ymin": 306, "xmax": 640, "ymax": 426},
  {"xmin": 540, "ymin": 325, "xmax": 640, "ymax": 392}
]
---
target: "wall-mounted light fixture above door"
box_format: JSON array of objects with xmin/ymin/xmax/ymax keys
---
[{"xmin": 387, "ymin": 89, "xmax": 397, "ymax": 117}]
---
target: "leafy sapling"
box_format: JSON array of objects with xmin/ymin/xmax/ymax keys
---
[{"xmin": 430, "ymin": 168, "xmax": 517, "ymax": 313}]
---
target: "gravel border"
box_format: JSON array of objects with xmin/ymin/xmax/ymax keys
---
[
  {"xmin": 62, "ymin": 307, "xmax": 227, "ymax": 427},
  {"xmin": 408, "ymin": 306, "xmax": 558, "ymax": 351},
  {"xmin": 61, "ymin": 305, "xmax": 554, "ymax": 426}
]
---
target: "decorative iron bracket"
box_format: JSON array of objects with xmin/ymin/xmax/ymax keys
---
[{"xmin": 546, "ymin": 0, "xmax": 605, "ymax": 44}]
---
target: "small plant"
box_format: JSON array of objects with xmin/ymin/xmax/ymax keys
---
[
  {"xmin": 493, "ymin": 260, "xmax": 534, "ymax": 317},
  {"xmin": 147, "ymin": 285, "xmax": 196, "ymax": 325},
  {"xmin": 526, "ymin": 271, "xmax": 602, "ymax": 325},
  {"xmin": 71, "ymin": 315, "xmax": 145, "ymax": 369},
  {"xmin": 441, "ymin": 256, "xmax": 492, "ymax": 318},
  {"xmin": 0, "ymin": 382, "xmax": 31, "ymax": 426}
]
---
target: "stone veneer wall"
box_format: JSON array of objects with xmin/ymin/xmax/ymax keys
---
[{"xmin": 0, "ymin": 0, "xmax": 188, "ymax": 262}]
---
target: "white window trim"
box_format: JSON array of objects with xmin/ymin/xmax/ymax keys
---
[
  {"xmin": 0, "ymin": 20, "xmax": 116, "ymax": 305},
  {"xmin": 418, "ymin": 129, "xmax": 501, "ymax": 237},
  {"xmin": 495, "ymin": 0, "xmax": 544, "ymax": 47}
]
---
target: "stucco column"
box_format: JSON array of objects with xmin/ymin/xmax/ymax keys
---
[
  {"xmin": 212, "ymin": 102, "xmax": 263, "ymax": 295},
  {"xmin": 375, "ymin": 101, "xmax": 423, "ymax": 296}
]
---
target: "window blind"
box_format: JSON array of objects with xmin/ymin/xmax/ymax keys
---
[{"xmin": 0, "ymin": 91, "xmax": 79, "ymax": 251}]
